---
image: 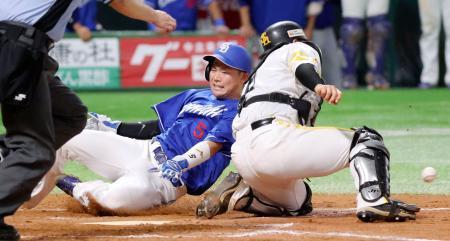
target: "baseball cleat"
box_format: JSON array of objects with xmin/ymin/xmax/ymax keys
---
[
  {"xmin": 0, "ymin": 219, "xmax": 20, "ymax": 241},
  {"xmin": 196, "ymin": 172, "xmax": 242, "ymax": 219},
  {"xmin": 357, "ymin": 200, "xmax": 420, "ymax": 222},
  {"xmin": 56, "ymin": 175, "xmax": 82, "ymax": 197}
]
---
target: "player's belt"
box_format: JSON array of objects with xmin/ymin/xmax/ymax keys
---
[
  {"xmin": 0, "ymin": 21, "xmax": 54, "ymax": 53},
  {"xmin": 251, "ymin": 117, "xmax": 275, "ymax": 130}
]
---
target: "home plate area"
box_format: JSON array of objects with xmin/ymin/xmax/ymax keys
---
[{"xmin": 8, "ymin": 194, "xmax": 450, "ymax": 241}]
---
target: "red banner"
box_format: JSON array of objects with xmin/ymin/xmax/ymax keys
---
[{"xmin": 120, "ymin": 36, "xmax": 247, "ymax": 88}]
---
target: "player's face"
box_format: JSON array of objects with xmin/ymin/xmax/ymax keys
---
[{"xmin": 209, "ymin": 60, "xmax": 247, "ymax": 99}]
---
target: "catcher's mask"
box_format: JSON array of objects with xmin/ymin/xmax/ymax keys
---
[
  {"xmin": 203, "ymin": 42, "xmax": 252, "ymax": 81},
  {"xmin": 260, "ymin": 21, "xmax": 307, "ymax": 57}
]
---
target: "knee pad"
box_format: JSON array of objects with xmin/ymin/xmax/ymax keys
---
[
  {"xmin": 350, "ymin": 126, "xmax": 390, "ymax": 203},
  {"xmin": 340, "ymin": 18, "xmax": 364, "ymax": 45},
  {"xmin": 231, "ymin": 181, "xmax": 312, "ymax": 217},
  {"xmin": 367, "ymin": 15, "xmax": 390, "ymax": 38},
  {"xmin": 340, "ymin": 18, "xmax": 364, "ymax": 74}
]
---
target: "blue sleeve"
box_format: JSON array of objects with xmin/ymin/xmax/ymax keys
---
[
  {"xmin": 238, "ymin": 0, "xmax": 250, "ymax": 7},
  {"xmin": 152, "ymin": 89, "xmax": 197, "ymax": 131},
  {"xmin": 144, "ymin": 0, "xmax": 158, "ymax": 8},
  {"xmin": 205, "ymin": 117, "xmax": 234, "ymax": 144},
  {"xmin": 205, "ymin": 104, "xmax": 237, "ymax": 146},
  {"xmin": 72, "ymin": 8, "xmax": 81, "ymax": 23},
  {"xmin": 198, "ymin": 0, "xmax": 213, "ymax": 7}
]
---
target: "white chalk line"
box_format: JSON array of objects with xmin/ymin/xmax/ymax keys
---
[
  {"xmin": 21, "ymin": 220, "xmax": 448, "ymax": 241},
  {"xmin": 21, "ymin": 228, "xmax": 445, "ymax": 241},
  {"xmin": 34, "ymin": 207, "xmax": 450, "ymax": 213}
]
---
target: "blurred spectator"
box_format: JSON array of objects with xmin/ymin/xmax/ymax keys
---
[
  {"xmin": 238, "ymin": 0, "xmax": 310, "ymax": 38},
  {"xmin": 340, "ymin": 0, "xmax": 391, "ymax": 89},
  {"xmin": 145, "ymin": 0, "xmax": 229, "ymax": 35},
  {"xmin": 418, "ymin": 0, "xmax": 450, "ymax": 89},
  {"xmin": 308, "ymin": 0, "xmax": 342, "ymax": 88},
  {"xmin": 67, "ymin": 0, "xmax": 101, "ymax": 42},
  {"xmin": 197, "ymin": 0, "xmax": 241, "ymax": 31},
  {"xmin": 237, "ymin": 0, "xmax": 310, "ymax": 60}
]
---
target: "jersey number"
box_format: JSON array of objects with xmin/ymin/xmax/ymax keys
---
[{"xmin": 193, "ymin": 121, "xmax": 207, "ymax": 139}]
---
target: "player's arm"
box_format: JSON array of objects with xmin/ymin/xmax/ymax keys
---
[
  {"xmin": 170, "ymin": 140, "xmax": 222, "ymax": 170},
  {"xmin": 238, "ymin": 5, "xmax": 255, "ymax": 38},
  {"xmin": 207, "ymin": 1, "xmax": 229, "ymax": 35},
  {"xmin": 117, "ymin": 120, "xmax": 161, "ymax": 139},
  {"xmin": 290, "ymin": 44, "xmax": 342, "ymax": 105},
  {"xmin": 109, "ymin": 0, "xmax": 176, "ymax": 33},
  {"xmin": 295, "ymin": 64, "xmax": 341, "ymax": 105},
  {"xmin": 160, "ymin": 140, "xmax": 223, "ymax": 187}
]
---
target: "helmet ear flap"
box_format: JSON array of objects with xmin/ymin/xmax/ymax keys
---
[{"xmin": 205, "ymin": 61, "xmax": 213, "ymax": 81}]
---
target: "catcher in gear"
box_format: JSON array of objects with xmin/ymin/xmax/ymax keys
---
[{"xmin": 196, "ymin": 21, "xmax": 419, "ymax": 222}]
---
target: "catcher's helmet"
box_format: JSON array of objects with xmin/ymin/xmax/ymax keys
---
[
  {"xmin": 260, "ymin": 21, "xmax": 307, "ymax": 55},
  {"xmin": 203, "ymin": 42, "xmax": 252, "ymax": 81}
]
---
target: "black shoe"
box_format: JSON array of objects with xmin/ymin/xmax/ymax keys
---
[
  {"xmin": 0, "ymin": 220, "xmax": 20, "ymax": 241},
  {"xmin": 56, "ymin": 175, "xmax": 82, "ymax": 197},
  {"xmin": 357, "ymin": 200, "xmax": 420, "ymax": 222},
  {"xmin": 196, "ymin": 172, "xmax": 242, "ymax": 219}
]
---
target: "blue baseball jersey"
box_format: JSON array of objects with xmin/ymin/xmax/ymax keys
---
[
  {"xmin": 238, "ymin": 0, "xmax": 308, "ymax": 34},
  {"xmin": 153, "ymin": 89, "xmax": 238, "ymax": 195},
  {"xmin": 68, "ymin": 0, "xmax": 98, "ymax": 32},
  {"xmin": 145, "ymin": 0, "xmax": 211, "ymax": 31}
]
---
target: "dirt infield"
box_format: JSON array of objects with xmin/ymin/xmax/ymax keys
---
[{"xmin": 6, "ymin": 194, "xmax": 450, "ymax": 241}]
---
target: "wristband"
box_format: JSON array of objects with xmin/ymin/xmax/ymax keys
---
[
  {"xmin": 213, "ymin": 18, "xmax": 225, "ymax": 27},
  {"xmin": 177, "ymin": 141, "xmax": 211, "ymax": 170}
]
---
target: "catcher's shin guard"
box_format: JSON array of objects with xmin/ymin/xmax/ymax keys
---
[
  {"xmin": 196, "ymin": 172, "xmax": 243, "ymax": 219},
  {"xmin": 350, "ymin": 127, "xmax": 420, "ymax": 222},
  {"xmin": 229, "ymin": 181, "xmax": 313, "ymax": 217},
  {"xmin": 350, "ymin": 126, "xmax": 390, "ymax": 203}
]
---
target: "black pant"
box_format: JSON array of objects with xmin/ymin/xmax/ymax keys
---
[{"xmin": 0, "ymin": 22, "xmax": 87, "ymax": 217}]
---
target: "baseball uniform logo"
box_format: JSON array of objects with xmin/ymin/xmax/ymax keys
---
[
  {"xmin": 260, "ymin": 32, "xmax": 271, "ymax": 47},
  {"xmin": 218, "ymin": 43, "xmax": 230, "ymax": 53}
]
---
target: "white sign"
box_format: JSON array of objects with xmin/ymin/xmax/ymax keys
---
[{"xmin": 49, "ymin": 38, "xmax": 119, "ymax": 67}]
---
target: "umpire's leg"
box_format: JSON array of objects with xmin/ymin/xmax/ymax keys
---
[
  {"xmin": 0, "ymin": 58, "xmax": 56, "ymax": 217},
  {"xmin": 47, "ymin": 57, "xmax": 87, "ymax": 149}
]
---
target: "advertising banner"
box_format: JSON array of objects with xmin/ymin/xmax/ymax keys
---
[
  {"xmin": 50, "ymin": 38, "xmax": 120, "ymax": 89},
  {"xmin": 120, "ymin": 36, "xmax": 246, "ymax": 88}
]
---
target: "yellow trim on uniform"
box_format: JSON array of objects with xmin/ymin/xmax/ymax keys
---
[
  {"xmin": 289, "ymin": 51, "xmax": 310, "ymax": 64},
  {"xmin": 273, "ymin": 119, "xmax": 352, "ymax": 132}
]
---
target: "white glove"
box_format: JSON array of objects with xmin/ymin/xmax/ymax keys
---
[{"xmin": 85, "ymin": 112, "xmax": 121, "ymax": 133}]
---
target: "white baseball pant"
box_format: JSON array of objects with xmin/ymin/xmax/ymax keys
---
[
  {"xmin": 231, "ymin": 118, "xmax": 387, "ymax": 212},
  {"xmin": 341, "ymin": 0, "xmax": 389, "ymax": 18},
  {"xmin": 419, "ymin": 0, "xmax": 450, "ymax": 85},
  {"xmin": 24, "ymin": 130, "xmax": 186, "ymax": 212}
]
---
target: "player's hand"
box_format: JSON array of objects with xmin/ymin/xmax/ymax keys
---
[
  {"xmin": 214, "ymin": 25, "xmax": 229, "ymax": 37},
  {"xmin": 151, "ymin": 10, "xmax": 176, "ymax": 33},
  {"xmin": 161, "ymin": 158, "xmax": 188, "ymax": 187},
  {"xmin": 239, "ymin": 24, "xmax": 256, "ymax": 38},
  {"xmin": 73, "ymin": 23, "xmax": 92, "ymax": 42},
  {"xmin": 314, "ymin": 84, "xmax": 342, "ymax": 105}
]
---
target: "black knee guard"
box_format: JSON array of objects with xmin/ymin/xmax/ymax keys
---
[
  {"xmin": 231, "ymin": 182, "xmax": 313, "ymax": 217},
  {"xmin": 350, "ymin": 126, "xmax": 390, "ymax": 203}
]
